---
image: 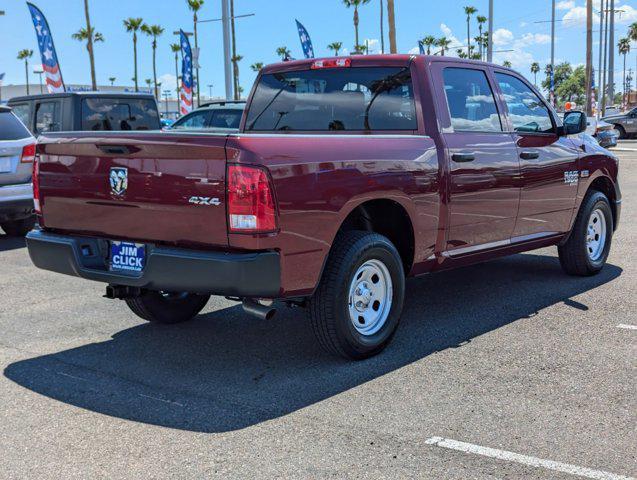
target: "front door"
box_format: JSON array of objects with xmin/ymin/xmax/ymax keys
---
[
  {"xmin": 494, "ymin": 72, "xmax": 579, "ymax": 238},
  {"xmin": 437, "ymin": 65, "xmax": 521, "ymax": 254}
]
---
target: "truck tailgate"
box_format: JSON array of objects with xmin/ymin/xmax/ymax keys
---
[{"xmin": 37, "ymin": 133, "xmax": 229, "ymax": 248}]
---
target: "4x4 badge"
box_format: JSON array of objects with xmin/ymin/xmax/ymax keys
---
[{"xmin": 110, "ymin": 167, "xmax": 128, "ymax": 196}]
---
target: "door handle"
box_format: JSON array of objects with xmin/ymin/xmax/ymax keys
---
[
  {"xmin": 452, "ymin": 153, "xmax": 475, "ymax": 163},
  {"xmin": 519, "ymin": 151, "xmax": 540, "ymax": 160}
]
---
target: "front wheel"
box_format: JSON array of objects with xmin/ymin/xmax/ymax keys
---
[
  {"xmin": 125, "ymin": 291, "xmax": 210, "ymax": 324},
  {"xmin": 558, "ymin": 191, "xmax": 613, "ymax": 276},
  {"xmin": 308, "ymin": 231, "xmax": 405, "ymax": 360},
  {"xmin": 614, "ymin": 125, "xmax": 627, "ymax": 139}
]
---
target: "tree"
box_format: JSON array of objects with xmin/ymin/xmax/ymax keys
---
[
  {"xmin": 456, "ymin": 49, "xmax": 468, "ymax": 59},
  {"xmin": 354, "ymin": 43, "xmax": 368, "ymax": 55},
  {"xmin": 141, "ymin": 24, "xmax": 164, "ymax": 99},
  {"xmin": 327, "ymin": 42, "xmax": 343, "ymax": 56},
  {"xmin": 145, "ymin": 78, "xmax": 152, "ymax": 90},
  {"xmin": 170, "ymin": 43, "xmax": 181, "ymax": 102},
  {"xmin": 436, "ymin": 37, "xmax": 452, "ymax": 56},
  {"xmin": 542, "ymin": 62, "xmax": 572, "ymax": 95},
  {"xmin": 531, "ymin": 62, "xmax": 540, "ymax": 86},
  {"xmin": 17, "ymin": 49, "xmax": 33, "ymax": 95},
  {"xmin": 82, "ymin": 0, "xmax": 98, "ymax": 90},
  {"xmin": 421, "ymin": 35, "xmax": 436, "ymax": 55},
  {"xmin": 109, "ymin": 77, "xmax": 116, "ymax": 86},
  {"xmin": 343, "ymin": 0, "xmax": 371, "ymax": 51},
  {"xmin": 250, "ymin": 62, "xmax": 264, "ymax": 72},
  {"xmin": 464, "ymin": 6, "xmax": 477, "ymax": 57},
  {"xmin": 276, "ymin": 46, "xmax": 291, "ymax": 61},
  {"xmin": 124, "ymin": 18, "xmax": 144, "ymax": 92},
  {"xmin": 72, "ymin": 27, "xmax": 104, "ymax": 90},
  {"xmin": 187, "ymin": 0, "xmax": 204, "ymax": 106},
  {"xmin": 618, "ymin": 37, "xmax": 631, "ymax": 106},
  {"xmin": 476, "ymin": 15, "xmax": 487, "ymax": 60},
  {"xmin": 230, "ymin": 0, "xmax": 240, "ymax": 100},
  {"xmin": 232, "ymin": 54, "xmax": 243, "ymax": 99},
  {"xmin": 502, "ymin": 60, "xmax": 512, "ymax": 68},
  {"xmin": 556, "ymin": 65, "xmax": 586, "ymax": 104}
]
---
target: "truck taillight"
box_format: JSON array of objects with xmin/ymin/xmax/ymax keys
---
[
  {"xmin": 32, "ymin": 155, "xmax": 41, "ymax": 214},
  {"xmin": 227, "ymin": 164, "xmax": 277, "ymax": 233},
  {"xmin": 21, "ymin": 143, "xmax": 36, "ymax": 163}
]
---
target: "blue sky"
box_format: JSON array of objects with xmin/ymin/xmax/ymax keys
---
[{"xmin": 1, "ymin": 0, "xmax": 636, "ymax": 97}]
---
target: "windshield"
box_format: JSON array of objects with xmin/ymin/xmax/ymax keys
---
[{"xmin": 245, "ymin": 66, "xmax": 417, "ymax": 132}]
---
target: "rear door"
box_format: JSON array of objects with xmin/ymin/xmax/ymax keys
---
[
  {"xmin": 433, "ymin": 63, "xmax": 520, "ymax": 254},
  {"xmin": 494, "ymin": 71, "xmax": 579, "ymax": 237},
  {"xmin": 0, "ymin": 110, "xmax": 34, "ymax": 187}
]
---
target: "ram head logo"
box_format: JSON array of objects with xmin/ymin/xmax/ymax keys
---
[{"xmin": 109, "ymin": 167, "xmax": 128, "ymax": 196}]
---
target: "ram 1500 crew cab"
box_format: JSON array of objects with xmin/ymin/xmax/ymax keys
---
[{"xmin": 26, "ymin": 55, "xmax": 621, "ymax": 360}]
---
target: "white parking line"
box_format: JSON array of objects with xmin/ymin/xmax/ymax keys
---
[
  {"xmin": 424, "ymin": 437, "xmax": 635, "ymax": 480},
  {"xmin": 138, "ymin": 393, "xmax": 184, "ymax": 407},
  {"xmin": 617, "ymin": 324, "xmax": 637, "ymax": 330}
]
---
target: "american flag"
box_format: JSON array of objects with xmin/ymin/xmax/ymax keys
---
[
  {"xmin": 27, "ymin": 3, "xmax": 65, "ymax": 93},
  {"xmin": 295, "ymin": 20, "xmax": 314, "ymax": 59},
  {"xmin": 418, "ymin": 41, "xmax": 425, "ymax": 55},
  {"xmin": 179, "ymin": 29, "xmax": 193, "ymax": 115}
]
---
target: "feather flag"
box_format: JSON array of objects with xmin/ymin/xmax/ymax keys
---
[
  {"xmin": 26, "ymin": 3, "xmax": 65, "ymax": 93},
  {"xmin": 179, "ymin": 29, "xmax": 193, "ymax": 115},
  {"xmin": 295, "ymin": 20, "xmax": 314, "ymax": 59}
]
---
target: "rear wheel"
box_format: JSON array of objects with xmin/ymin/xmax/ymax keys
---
[
  {"xmin": 308, "ymin": 230, "xmax": 405, "ymax": 360},
  {"xmin": 1, "ymin": 217, "xmax": 35, "ymax": 236},
  {"xmin": 125, "ymin": 291, "xmax": 210, "ymax": 324},
  {"xmin": 558, "ymin": 191, "xmax": 613, "ymax": 276},
  {"xmin": 614, "ymin": 125, "xmax": 627, "ymax": 139}
]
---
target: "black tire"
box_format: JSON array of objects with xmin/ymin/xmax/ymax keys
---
[
  {"xmin": 125, "ymin": 291, "xmax": 210, "ymax": 324},
  {"xmin": 558, "ymin": 191, "xmax": 613, "ymax": 276},
  {"xmin": 614, "ymin": 125, "xmax": 627, "ymax": 139},
  {"xmin": 308, "ymin": 230, "xmax": 405, "ymax": 360},
  {"xmin": 1, "ymin": 217, "xmax": 35, "ymax": 236}
]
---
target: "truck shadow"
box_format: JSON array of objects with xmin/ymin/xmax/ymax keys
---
[
  {"xmin": 0, "ymin": 234, "xmax": 27, "ymax": 252},
  {"xmin": 4, "ymin": 253, "xmax": 622, "ymax": 433}
]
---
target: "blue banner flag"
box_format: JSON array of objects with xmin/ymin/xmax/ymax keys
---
[
  {"xmin": 418, "ymin": 41, "xmax": 425, "ymax": 55},
  {"xmin": 179, "ymin": 29, "xmax": 193, "ymax": 114},
  {"xmin": 295, "ymin": 20, "xmax": 315, "ymax": 59},
  {"xmin": 26, "ymin": 3, "xmax": 65, "ymax": 93}
]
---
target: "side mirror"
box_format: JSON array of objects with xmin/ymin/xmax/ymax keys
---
[{"xmin": 561, "ymin": 110, "xmax": 587, "ymax": 136}]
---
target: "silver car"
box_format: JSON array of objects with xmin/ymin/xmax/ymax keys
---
[
  {"xmin": 0, "ymin": 106, "xmax": 36, "ymax": 236},
  {"xmin": 602, "ymin": 107, "xmax": 637, "ymax": 139}
]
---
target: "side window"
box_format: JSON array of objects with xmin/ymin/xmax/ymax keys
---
[
  {"xmin": 210, "ymin": 109, "xmax": 242, "ymax": 129},
  {"xmin": 442, "ymin": 67, "xmax": 502, "ymax": 132},
  {"xmin": 172, "ymin": 111, "xmax": 211, "ymax": 129},
  {"xmin": 11, "ymin": 103, "xmax": 31, "ymax": 130},
  {"xmin": 35, "ymin": 102, "xmax": 60, "ymax": 134},
  {"xmin": 495, "ymin": 73, "xmax": 554, "ymax": 133},
  {"xmin": 81, "ymin": 98, "xmax": 161, "ymax": 131}
]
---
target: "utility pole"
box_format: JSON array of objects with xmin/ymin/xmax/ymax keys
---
[
  {"xmin": 380, "ymin": 0, "xmax": 385, "ymax": 54},
  {"xmin": 607, "ymin": 0, "xmax": 615, "ymax": 107},
  {"xmin": 550, "ymin": 0, "xmax": 556, "ymax": 106},
  {"xmin": 586, "ymin": 0, "xmax": 593, "ymax": 115},
  {"xmin": 222, "ymin": 0, "xmax": 234, "ymax": 100},
  {"xmin": 601, "ymin": 1, "xmax": 609, "ymax": 115},
  {"xmin": 597, "ymin": 0, "xmax": 605, "ymax": 117},
  {"xmin": 387, "ymin": 0, "xmax": 397, "ymax": 53},
  {"xmin": 487, "ymin": 0, "xmax": 493, "ymax": 63}
]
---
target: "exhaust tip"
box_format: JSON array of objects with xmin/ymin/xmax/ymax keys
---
[{"xmin": 242, "ymin": 299, "xmax": 277, "ymax": 320}]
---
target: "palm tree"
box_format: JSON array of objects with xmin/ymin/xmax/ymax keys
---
[
  {"xmin": 328, "ymin": 42, "xmax": 343, "ymax": 56},
  {"xmin": 503, "ymin": 60, "xmax": 512, "ymax": 68},
  {"xmin": 464, "ymin": 6, "xmax": 477, "ymax": 57},
  {"xmin": 187, "ymin": 0, "xmax": 204, "ymax": 106},
  {"xmin": 17, "ymin": 49, "xmax": 33, "ymax": 95},
  {"xmin": 476, "ymin": 15, "xmax": 487, "ymax": 60},
  {"xmin": 531, "ymin": 62, "xmax": 540, "ymax": 86},
  {"xmin": 618, "ymin": 38, "xmax": 631, "ymax": 107},
  {"xmin": 421, "ymin": 35, "xmax": 436, "ymax": 55},
  {"xmin": 232, "ymin": 54, "xmax": 243, "ymax": 99},
  {"xmin": 141, "ymin": 24, "xmax": 164, "ymax": 99},
  {"xmin": 387, "ymin": 0, "xmax": 396, "ymax": 53},
  {"xmin": 81, "ymin": 0, "xmax": 98, "ymax": 90},
  {"xmin": 456, "ymin": 49, "xmax": 467, "ymax": 59},
  {"xmin": 124, "ymin": 18, "xmax": 144, "ymax": 92},
  {"xmin": 170, "ymin": 43, "xmax": 181, "ymax": 101},
  {"xmin": 230, "ymin": 0, "xmax": 240, "ymax": 100},
  {"xmin": 276, "ymin": 46, "xmax": 291, "ymax": 61},
  {"xmin": 436, "ymin": 37, "xmax": 452, "ymax": 56},
  {"xmin": 145, "ymin": 78, "xmax": 152, "ymax": 91},
  {"xmin": 109, "ymin": 77, "xmax": 116, "ymax": 86},
  {"xmin": 72, "ymin": 27, "xmax": 104, "ymax": 90},
  {"xmin": 343, "ymin": 0, "xmax": 371, "ymax": 51},
  {"xmin": 250, "ymin": 62, "xmax": 264, "ymax": 72}
]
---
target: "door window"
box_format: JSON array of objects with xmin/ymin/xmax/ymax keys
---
[
  {"xmin": 35, "ymin": 102, "xmax": 60, "ymax": 134},
  {"xmin": 171, "ymin": 110, "xmax": 211, "ymax": 129},
  {"xmin": 210, "ymin": 109, "xmax": 243, "ymax": 129},
  {"xmin": 81, "ymin": 98, "xmax": 161, "ymax": 131},
  {"xmin": 495, "ymin": 73, "xmax": 554, "ymax": 133},
  {"xmin": 442, "ymin": 67, "xmax": 502, "ymax": 132}
]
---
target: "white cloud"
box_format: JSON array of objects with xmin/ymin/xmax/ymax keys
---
[
  {"xmin": 492, "ymin": 28, "xmax": 514, "ymax": 46},
  {"xmin": 562, "ymin": 1, "xmax": 637, "ymax": 27},
  {"xmin": 516, "ymin": 33, "xmax": 551, "ymax": 48},
  {"xmin": 556, "ymin": 1, "xmax": 575, "ymax": 10},
  {"xmin": 363, "ymin": 38, "xmax": 380, "ymax": 54},
  {"xmin": 158, "ymin": 73, "xmax": 177, "ymax": 92}
]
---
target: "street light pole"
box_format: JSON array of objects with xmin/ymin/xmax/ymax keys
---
[
  {"xmin": 585, "ymin": 0, "xmax": 593, "ymax": 116},
  {"xmin": 33, "ymin": 69, "xmax": 44, "ymax": 94},
  {"xmin": 487, "ymin": 0, "xmax": 493, "ymax": 63},
  {"xmin": 608, "ymin": 0, "xmax": 615, "ymax": 107},
  {"xmin": 221, "ymin": 0, "xmax": 233, "ymax": 100},
  {"xmin": 597, "ymin": 0, "xmax": 605, "ymax": 117},
  {"xmin": 550, "ymin": 0, "xmax": 556, "ymax": 106},
  {"xmin": 208, "ymin": 84, "xmax": 213, "ymax": 99}
]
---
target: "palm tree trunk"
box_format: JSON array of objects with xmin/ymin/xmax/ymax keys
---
[
  {"xmin": 230, "ymin": 0, "xmax": 239, "ymax": 100},
  {"xmin": 466, "ymin": 17, "xmax": 471, "ymax": 57},
  {"xmin": 193, "ymin": 12, "xmax": 200, "ymax": 107},
  {"xmin": 174, "ymin": 52, "xmax": 180, "ymax": 105},
  {"xmin": 478, "ymin": 25, "xmax": 483, "ymax": 60},
  {"xmin": 387, "ymin": 0, "xmax": 397, "ymax": 53},
  {"xmin": 380, "ymin": 0, "xmax": 385, "ymax": 54},
  {"xmin": 152, "ymin": 40, "xmax": 158, "ymax": 99},
  {"xmin": 623, "ymin": 54, "xmax": 627, "ymax": 107},
  {"xmin": 24, "ymin": 60, "xmax": 30, "ymax": 95},
  {"xmin": 133, "ymin": 34, "xmax": 138, "ymax": 92},
  {"xmin": 83, "ymin": 0, "xmax": 97, "ymax": 90},
  {"xmin": 354, "ymin": 6, "xmax": 359, "ymax": 50}
]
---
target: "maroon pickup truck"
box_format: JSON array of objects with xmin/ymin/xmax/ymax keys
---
[{"xmin": 26, "ymin": 55, "xmax": 621, "ymax": 360}]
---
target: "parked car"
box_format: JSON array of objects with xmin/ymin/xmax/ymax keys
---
[
  {"xmin": 7, "ymin": 92, "xmax": 161, "ymax": 136},
  {"xmin": 169, "ymin": 100, "xmax": 245, "ymax": 132},
  {"xmin": 602, "ymin": 107, "xmax": 637, "ymax": 139},
  {"xmin": 0, "ymin": 106, "xmax": 36, "ymax": 236},
  {"xmin": 26, "ymin": 55, "xmax": 620, "ymax": 360},
  {"xmin": 584, "ymin": 116, "xmax": 618, "ymax": 148}
]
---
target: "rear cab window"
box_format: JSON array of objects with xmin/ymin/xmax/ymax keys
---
[
  {"xmin": 0, "ymin": 110, "xmax": 32, "ymax": 141},
  {"xmin": 81, "ymin": 98, "xmax": 160, "ymax": 131},
  {"xmin": 244, "ymin": 66, "xmax": 417, "ymax": 132}
]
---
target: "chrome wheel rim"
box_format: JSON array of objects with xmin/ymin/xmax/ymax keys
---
[
  {"xmin": 586, "ymin": 208, "xmax": 607, "ymax": 261},
  {"xmin": 348, "ymin": 259, "xmax": 393, "ymax": 336}
]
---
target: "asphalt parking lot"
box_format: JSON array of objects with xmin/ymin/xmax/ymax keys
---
[{"xmin": 0, "ymin": 149, "xmax": 635, "ymax": 479}]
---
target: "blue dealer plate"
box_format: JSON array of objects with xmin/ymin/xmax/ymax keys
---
[{"xmin": 110, "ymin": 241, "xmax": 146, "ymax": 273}]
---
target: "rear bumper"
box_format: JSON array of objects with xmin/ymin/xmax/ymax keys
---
[
  {"xmin": 0, "ymin": 183, "xmax": 33, "ymax": 221},
  {"xmin": 26, "ymin": 229, "xmax": 281, "ymax": 298}
]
